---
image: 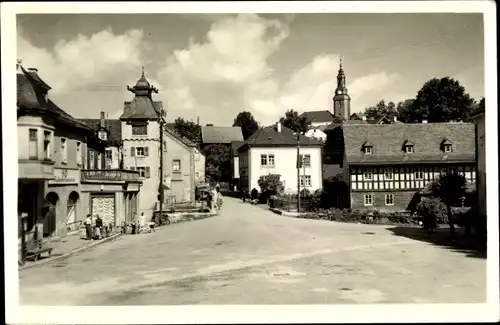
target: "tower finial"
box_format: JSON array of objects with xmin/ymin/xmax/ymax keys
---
[
  {"xmin": 141, "ymin": 66, "xmax": 145, "ymax": 77},
  {"xmin": 339, "ymin": 56, "xmax": 343, "ymax": 69}
]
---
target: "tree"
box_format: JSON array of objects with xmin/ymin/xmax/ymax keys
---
[
  {"xmin": 431, "ymin": 171, "xmax": 467, "ymax": 237},
  {"xmin": 413, "ymin": 77, "xmax": 475, "ymax": 123},
  {"xmin": 204, "ymin": 144, "xmax": 231, "ymax": 183},
  {"xmin": 233, "ymin": 111, "xmax": 259, "ymax": 140},
  {"xmin": 257, "ymin": 174, "xmax": 284, "ymax": 195},
  {"xmin": 396, "ymin": 99, "xmax": 415, "ymax": 123},
  {"xmin": 363, "ymin": 100, "xmax": 398, "ymax": 121},
  {"xmin": 173, "ymin": 118, "xmax": 201, "ymax": 143},
  {"xmin": 279, "ymin": 109, "xmax": 310, "ymax": 134}
]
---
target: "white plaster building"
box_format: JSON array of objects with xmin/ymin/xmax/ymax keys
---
[{"xmin": 238, "ymin": 122, "xmax": 323, "ymax": 193}]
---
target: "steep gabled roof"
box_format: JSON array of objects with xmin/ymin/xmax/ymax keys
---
[
  {"xmin": 17, "ymin": 65, "xmax": 91, "ymax": 132},
  {"xmin": 120, "ymin": 98, "xmax": 161, "ymax": 120},
  {"xmin": 231, "ymin": 140, "xmax": 246, "ymax": 156},
  {"xmin": 343, "ymin": 123, "xmax": 476, "ymax": 165},
  {"xmin": 299, "ymin": 110, "xmax": 334, "ymax": 123},
  {"xmin": 78, "ymin": 118, "xmax": 122, "ymax": 144},
  {"xmin": 239, "ymin": 124, "xmax": 321, "ymax": 152},
  {"xmin": 201, "ymin": 126, "xmax": 243, "ymax": 144}
]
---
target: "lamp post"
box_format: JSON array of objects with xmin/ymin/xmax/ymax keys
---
[
  {"xmin": 296, "ymin": 132, "xmax": 301, "ymax": 212},
  {"xmin": 158, "ymin": 108, "xmax": 166, "ymax": 224}
]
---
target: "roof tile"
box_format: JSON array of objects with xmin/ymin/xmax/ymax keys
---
[
  {"xmin": 201, "ymin": 126, "xmax": 243, "ymax": 144},
  {"xmin": 343, "ymin": 123, "xmax": 476, "ymax": 165}
]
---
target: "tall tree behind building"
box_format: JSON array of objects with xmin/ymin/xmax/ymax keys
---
[
  {"xmin": 279, "ymin": 109, "xmax": 311, "ymax": 134},
  {"xmin": 173, "ymin": 117, "xmax": 201, "ymax": 143},
  {"xmin": 233, "ymin": 111, "xmax": 259, "ymax": 140},
  {"xmin": 364, "ymin": 100, "xmax": 398, "ymax": 121}
]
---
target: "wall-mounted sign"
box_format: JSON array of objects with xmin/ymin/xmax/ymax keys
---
[{"xmin": 48, "ymin": 167, "xmax": 80, "ymax": 185}]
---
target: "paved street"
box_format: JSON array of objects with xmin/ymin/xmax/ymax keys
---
[{"xmin": 19, "ymin": 198, "xmax": 486, "ymax": 305}]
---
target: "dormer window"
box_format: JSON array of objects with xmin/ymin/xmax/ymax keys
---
[
  {"xmin": 402, "ymin": 139, "xmax": 414, "ymax": 153},
  {"xmin": 441, "ymin": 139, "xmax": 453, "ymax": 153},
  {"xmin": 362, "ymin": 141, "xmax": 373, "ymax": 154}
]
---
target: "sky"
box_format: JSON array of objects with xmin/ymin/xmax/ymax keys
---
[{"xmin": 17, "ymin": 13, "xmax": 484, "ymax": 126}]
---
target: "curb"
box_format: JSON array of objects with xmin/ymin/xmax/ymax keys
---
[
  {"xmin": 19, "ymin": 232, "xmax": 122, "ymax": 271},
  {"xmin": 269, "ymin": 207, "xmax": 303, "ymax": 217}
]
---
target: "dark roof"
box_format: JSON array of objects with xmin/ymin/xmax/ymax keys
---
[
  {"xmin": 17, "ymin": 66, "xmax": 92, "ymax": 132},
  {"xmin": 239, "ymin": 124, "xmax": 321, "ymax": 152},
  {"xmin": 201, "ymin": 126, "xmax": 243, "ymax": 144},
  {"xmin": 78, "ymin": 118, "xmax": 122, "ymax": 144},
  {"xmin": 231, "ymin": 141, "xmax": 245, "ymax": 156},
  {"xmin": 343, "ymin": 123, "xmax": 476, "ymax": 166},
  {"xmin": 299, "ymin": 110, "xmax": 334, "ymax": 123},
  {"xmin": 120, "ymin": 97, "xmax": 161, "ymax": 120},
  {"xmin": 324, "ymin": 122, "xmax": 344, "ymax": 132}
]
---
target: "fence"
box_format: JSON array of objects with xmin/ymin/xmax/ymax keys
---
[{"xmin": 270, "ymin": 196, "xmax": 314, "ymax": 213}]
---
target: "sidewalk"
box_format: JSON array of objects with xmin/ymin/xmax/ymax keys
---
[{"xmin": 19, "ymin": 228, "xmax": 122, "ymax": 270}]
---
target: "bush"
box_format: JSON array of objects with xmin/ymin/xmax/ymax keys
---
[{"xmin": 416, "ymin": 197, "xmax": 448, "ymax": 228}]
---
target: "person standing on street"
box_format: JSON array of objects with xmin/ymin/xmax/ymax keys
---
[
  {"xmin": 84, "ymin": 214, "xmax": 92, "ymax": 240},
  {"xmin": 215, "ymin": 186, "xmax": 223, "ymax": 212},
  {"xmin": 95, "ymin": 214, "xmax": 103, "ymax": 239}
]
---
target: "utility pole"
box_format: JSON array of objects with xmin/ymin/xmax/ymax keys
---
[
  {"xmin": 296, "ymin": 132, "xmax": 301, "ymax": 212},
  {"xmin": 158, "ymin": 109, "xmax": 165, "ymax": 223}
]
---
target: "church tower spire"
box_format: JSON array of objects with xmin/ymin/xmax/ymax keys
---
[{"xmin": 333, "ymin": 56, "xmax": 351, "ymax": 120}]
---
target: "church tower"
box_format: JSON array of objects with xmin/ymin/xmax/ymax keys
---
[{"xmin": 332, "ymin": 58, "xmax": 351, "ymax": 120}]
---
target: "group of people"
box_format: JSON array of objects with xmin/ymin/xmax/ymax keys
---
[
  {"xmin": 207, "ymin": 184, "xmax": 224, "ymax": 213},
  {"xmin": 84, "ymin": 214, "xmax": 111, "ymax": 240}
]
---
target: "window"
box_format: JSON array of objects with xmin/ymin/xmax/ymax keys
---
[
  {"xmin": 173, "ymin": 159, "xmax": 181, "ymax": 173},
  {"xmin": 43, "ymin": 131, "xmax": 52, "ymax": 160},
  {"xmin": 444, "ymin": 144, "xmax": 452, "ymax": 152},
  {"xmin": 132, "ymin": 125, "xmax": 147, "ymax": 136},
  {"xmin": 131, "ymin": 146, "xmax": 149, "ymax": 157},
  {"xmin": 105, "ymin": 149, "xmax": 112, "ymax": 160},
  {"xmin": 195, "ymin": 151, "xmax": 200, "ymax": 161},
  {"xmin": 261, "ymin": 154, "xmax": 275, "ymax": 166},
  {"xmin": 76, "ymin": 142, "xmax": 81, "ymax": 166},
  {"xmin": 97, "ymin": 152, "xmax": 102, "ymax": 170},
  {"xmin": 364, "ymin": 146, "xmax": 372, "ymax": 154},
  {"xmin": 364, "ymin": 194, "xmax": 373, "ymax": 206},
  {"xmin": 61, "ymin": 138, "xmax": 67, "ymax": 164},
  {"xmin": 300, "ymin": 154, "xmax": 311, "ymax": 167},
  {"xmin": 363, "ymin": 168, "xmax": 373, "ymax": 180},
  {"xmin": 405, "ymin": 145, "xmax": 413, "ymax": 153},
  {"xmin": 384, "ymin": 168, "xmax": 393, "ymax": 180},
  {"xmin": 29, "ymin": 129, "xmax": 38, "ymax": 159},
  {"xmin": 98, "ymin": 130, "xmax": 107, "ymax": 141},
  {"xmin": 385, "ymin": 194, "xmax": 394, "ymax": 206},
  {"xmin": 300, "ymin": 175, "xmax": 311, "ymax": 187},
  {"xmin": 414, "ymin": 168, "xmax": 424, "ymax": 180},
  {"xmin": 89, "ymin": 150, "xmax": 95, "ymax": 169},
  {"xmin": 136, "ymin": 166, "xmax": 150, "ymax": 178},
  {"xmin": 268, "ymin": 154, "xmax": 275, "ymax": 166}
]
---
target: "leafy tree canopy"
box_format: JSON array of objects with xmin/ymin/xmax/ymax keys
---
[
  {"xmin": 279, "ymin": 109, "xmax": 311, "ymax": 134},
  {"xmin": 364, "ymin": 77, "xmax": 477, "ymax": 123},
  {"xmin": 257, "ymin": 174, "xmax": 284, "ymax": 195},
  {"xmin": 204, "ymin": 144, "xmax": 232, "ymax": 182},
  {"xmin": 173, "ymin": 117, "xmax": 201, "ymax": 143},
  {"xmin": 413, "ymin": 77, "xmax": 475, "ymax": 123},
  {"xmin": 363, "ymin": 100, "xmax": 398, "ymax": 122},
  {"xmin": 233, "ymin": 111, "xmax": 259, "ymax": 140}
]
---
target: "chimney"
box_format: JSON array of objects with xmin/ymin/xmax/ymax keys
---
[
  {"xmin": 100, "ymin": 111, "xmax": 106, "ymax": 128},
  {"xmin": 422, "ymin": 120, "xmax": 428, "ymax": 124},
  {"xmin": 362, "ymin": 116, "xmax": 367, "ymax": 121},
  {"xmin": 276, "ymin": 121, "xmax": 282, "ymax": 133},
  {"xmin": 197, "ymin": 116, "xmax": 200, "ymax": 126}
]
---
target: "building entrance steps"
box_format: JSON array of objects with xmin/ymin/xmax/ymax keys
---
[{"xmin": 19, "ymin": 227, "xmax": 122, "ymax": 270}]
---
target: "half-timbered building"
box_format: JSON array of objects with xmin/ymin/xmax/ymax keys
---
[{"xmin": 342, "ymin": 122, "xmax": 476, "ymax": 212}]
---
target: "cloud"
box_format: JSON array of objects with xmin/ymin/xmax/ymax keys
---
[{"xmin": 17, "ymin": 14, "xmax": 400, "ymax": 125}]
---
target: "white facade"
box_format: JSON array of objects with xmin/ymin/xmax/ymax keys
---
[
  {"xmin": 121, "ymin": 120, "xmax": 165, "ymax": 214},
  {"xmin": 194, "ymin": 147, "xmax": 206, "ymax": 184},
  {"xmin": 305, "ymin": 128, "xmax": 327, "ymax": 142},
  {"xmin": 241, "ymin": 146, "xmax": 323, "ymax": 193},
  {"xmin": 233, "ymin": 156, "xmax": 240, "ymax": 179}
]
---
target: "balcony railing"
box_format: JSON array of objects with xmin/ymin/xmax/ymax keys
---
[{"xmin": 81, "ymin": 169, "xmax": 140, "ymax": 182}]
